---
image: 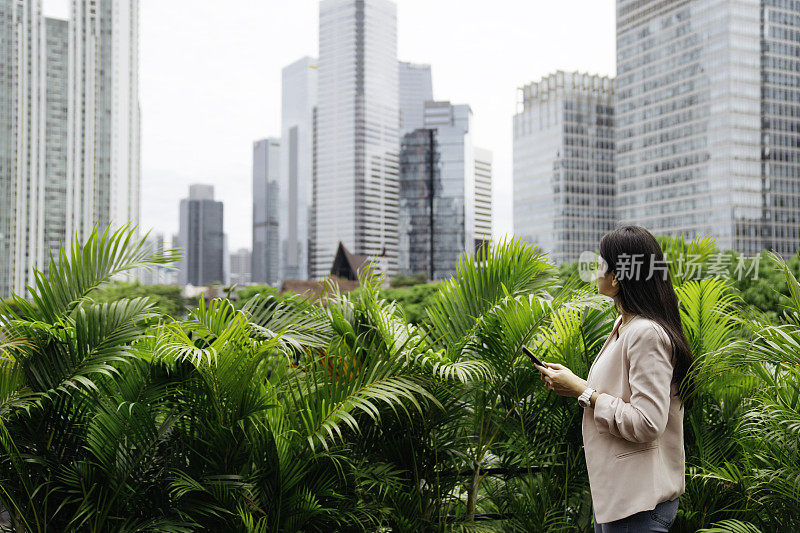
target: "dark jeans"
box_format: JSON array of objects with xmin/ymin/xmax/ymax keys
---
[{"xmin": 592, "ymin": 497, "xmax": 679, "ymax": 532}]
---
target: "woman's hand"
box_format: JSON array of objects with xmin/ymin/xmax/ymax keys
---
[{"xmin": 535, "ymin": 362, "xmax": 587, "ymax": 398}]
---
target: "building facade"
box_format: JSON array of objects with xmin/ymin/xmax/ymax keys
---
[
  {"xmin": 137, "ymin": 232, "xmax": 176, "ymax": 285},
  {"xmin": 474, "ymin": 147, "xmax": 493, "ymax": 253},
  {"xmin": 280, "ymin": 57, "xmax": 317, "ymax": 282},
  {"xmin": 0, "ymin": 0, "xmax": 45, "ymax": 297},
  {"xmin": 399, "ymin": 102, "xmax": 492, "ymax": 280},
  {"xmin": 399, "ymin": 61, "xmax": 433, "ymax": 137},
  {"xmin": 0, "ymin": 0, "xmax": 140, "ymax": 297},
  {"xmin": 252, "ymin": 138, "xmax": 280, "ymax": 285},
  {"xmin": 44, "ymin": 17, "xmax": 70, "ymax": 257},
  {"xmin": 312, "ymin": 0, "xmax": 400, "ymax": 279},
  {"xmin": 177, "ymin": 185, "xmax": 224, "ymax": 286},
  {"xmin": 616, "ymin": 0, "xmax": 800, "ymax": 256},
  {"xmin": 229, "ymin": 248, "xmax": 251, "ymax": 287},
  {"xmin": 513, "ymin": 71, "xmax": 615, "ymax": 264},
  {"xmin": 69, "ymin": 0, "xmax": 140, "ymax": 241},
  {"xmin": 761, "ymin": 0, "xmax": 800, "ymax": 255}
]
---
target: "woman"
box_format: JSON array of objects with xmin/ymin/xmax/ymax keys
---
[{"xmin": 535, "ymin": 226, "xmax": 693, "ymax": 532}]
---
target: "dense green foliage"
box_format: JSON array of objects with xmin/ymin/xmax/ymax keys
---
[
  {"xmin": 234, "ymin": 284, "xmax": 279, "ymax": 308},
  {"xmin": 0, "ymin": 227, "xmax": 798, "ymax": 531},
  {"xmin": 375, "ymin": 282, "xmax": 442, "ymax": 325},
  {"xmin": 390, "ymin": 272, "xmax": 429, "ymax": 287},
  {"xmin": 90, "ymin": 281, "xmax": 188, "ymax": 318}
]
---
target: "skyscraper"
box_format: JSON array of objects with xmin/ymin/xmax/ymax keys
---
[
  {"xmin": 44, "ymin": 17, "xmax": 70, "ymax": 256},
  {"xmin": 229, "ymin": 248, "xmax": 252, "ymax": 287},
  {"xmin": 0, "ymin": 0, "xmax": 140, "ymax": 297},
  {"xmin": 312, "ymin": 0, "xmax": 399, "ymax": 279},
  {"xmin": 69, "ymin": 0, "xmax": 141, "ymax": 241},
  {"xmin": 0, "ymin": 0, "xmax": 45, "ymax": 297},
  {"xmin": 616, "ymin": 0, "xmax": 800, "ymax": 256},
  {"xmin": 252, "ymin": 138, "xmax": 281, "ymax": 286},
  {"xmin": 757, "ymin": 1, "xmax": 800, "ymax": 255},
  {"xmin": 137, "ymin": 232, "xmax": 175, "ymax": 285},
  {"xmin": 474, "ymin": 147, "xmax": 493, "ymax": 252},
  {"xmin": 178, "ymin": 185, "xmax": 224, "ymax": 286},
  {"xmin": 398, "ymin": 101, "xmax": 493, "ymax": 279},
  {"xmin": 514, "ymin": 71, "xmax": 615, "ymax": 264},
  {"xmin": 399, "ymin": 61, "xmax": 433, "ymax": 137},
  {"xmin": 280, "ymin": 57, "xmax": 317, "ymax": 282}
]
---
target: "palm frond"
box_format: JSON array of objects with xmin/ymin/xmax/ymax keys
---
[
  {"xmin": 697, "ymin": 519, "xmax": 763, "ymax": 533},
  {"xmin": 2, "ymin": 225, "xmax": 179, "ymax": 324}
]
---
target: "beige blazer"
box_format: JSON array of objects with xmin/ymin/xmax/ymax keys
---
[{"xmin": 581, "ymin": 315, "xmax": 685, "ymax": 523}]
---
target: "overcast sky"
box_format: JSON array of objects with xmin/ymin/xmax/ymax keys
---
[{"xmin": 44, "ymin": 0, "xmax": 615, "ymax": 250}]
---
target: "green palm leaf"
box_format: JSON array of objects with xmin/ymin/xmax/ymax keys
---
[{"xmin": 2, "ymin": 225, "xmax": 179, "ymax": 325}]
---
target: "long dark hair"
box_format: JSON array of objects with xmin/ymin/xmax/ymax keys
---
[{"xmin": 599, "ymin": 225, "xmax": 695, "ymax": 410}]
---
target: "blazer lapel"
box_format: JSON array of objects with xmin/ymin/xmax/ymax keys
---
[
  {"xmin": 588, "ymin": 315, "xmax": 623, "ymax": 381},
  {"xmin": 597, "ymin": 315, "xmax": 622, "ymax": 355}
]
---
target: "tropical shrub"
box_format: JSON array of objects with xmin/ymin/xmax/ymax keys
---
[{"xmin": 0, "ymin": 228, "xmax": 799, "ymax": 531}]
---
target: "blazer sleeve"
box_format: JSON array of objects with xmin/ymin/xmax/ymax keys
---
[{"xmin": 592, "ymin": 324, "xmax": 674, "ymax": 443}]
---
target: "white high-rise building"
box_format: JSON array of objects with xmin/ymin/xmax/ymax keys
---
[
  {"xmin": 229, "ymin": 248, "xmax": 252, "ymax": 287},
  {"xmin": 312, "ymin": 0, "xmax": 399, "ymax": 279},
  {"xmin": 474, "ymin": 147, "xmax": 493, "ymax": 251},
  {"xmin": 44, "ymin": 17, "xmax": 70, "ymax": 257},
  {"xmin": 0, "ymin": 0, "xmax": 46, "ymax": 297},
  {"xmin": 280, "ymin": 57, "xmax": 317, "ymax": 282},
  {"xmin": 399, "ymin": 61, "xmax": 433, "ymax": 137},
  {"xmin": 137, "ymin": 232, "xmax": 175, "ymax": 285},
  {"xmin": 69, "ymin": 0, "xmax": 141, "ymax": 242},
  {"xmin": 513, "ymin": 71, "xmax": 615, "ymax": 264},
  {"xmin": 0, "ymin": 0, "xmax": 140, "ymax": 297},
  {"xmin": 252, "ymin": 138, "xmax": 281, "ymax": 286}
]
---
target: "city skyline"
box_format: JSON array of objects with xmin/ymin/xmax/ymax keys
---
[{"xmin": 38, "ymin": 0, "xmax": 616, "ymax": 251}]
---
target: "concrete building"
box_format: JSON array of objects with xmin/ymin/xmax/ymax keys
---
[
  {"xmin": 399, "ymin": 61, "xmax": 433, "ymax": 137},
  {"xmin": 513, "ymin": 71, "xmax": 615, "ymax": 264},
  {"xmin": 69, "ymin": 0, "xmax": 141, "ymax": 242},
  {"xmin": 280, "ymin": 57, "xmax": 317, "ymax": 282},
  {"xmin": 137, "ymin": 232, "xmax": 176, "ymax": 285},
  {"xmin": 616, "ymin": 0, "xmax": 800, "ymax": 256},
  {"xmin": 252, "ymin": 138, "xmax": 281, "ymax": 286},
  {"xmin": 229, "ymin": 248, "xmax": 251, "ymax": 286},
  {"xmin": 0, "ymin": 0, "xmax": 141, "ymax": 297},
  {"xmin": 44, "ymin": 17, "xmax": 70, "ymax": 257},
  {"xmin": 312, "ymin": 0, "xmax": 400, "ymax": 279},
  {"xmin": 474, "ymin": 147, "xmax": 493, "ymax": 253},
  {"xmin": 399, "ymin": 101, "xmax": 493, "ymax": 280},
  {"xmin": 177, "ymin": 185, "xmax": 224, "ymax": 286},
  {"xmin": 0, "ymin": 0, "xmax": 46, "ymax": 297}
]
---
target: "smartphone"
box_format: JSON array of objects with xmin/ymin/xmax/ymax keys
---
[{"xmin": 521, "ymin": 345, "xmax": 546, "ymax": 370}]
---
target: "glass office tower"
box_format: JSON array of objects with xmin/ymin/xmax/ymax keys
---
[
  {"xmin": 513, "ymin": 71, "xmax": 615, "ymax": 264},
  {"xmin": 762, "ymin": 0, "xmax": 800, "ymax": 255},
  {"xmin": 399, "ymin": 102, "xmax": 492, "ymax": 280},
  {"xmin": 313, "ymin": 0, "xmax": 399, "ymax": 279},
  {"xmin": 280, "ymin": 57, "xmax": 317, "ymax": 282},
  {"xmin": 616, "ymin": 0, "xmax": 800, "ymax": 255},
  {"xmin": 399, "ymin": 61, "xmax": 433, "ymax": 137}
]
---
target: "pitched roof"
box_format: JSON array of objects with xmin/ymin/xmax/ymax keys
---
[
  {"xmin": 330, "ymin": 241, "xmax": 371, "ymax": 281},
  {"xmin": 279, "ymin": 275, "xmax": 359, "ymax": 301}
]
